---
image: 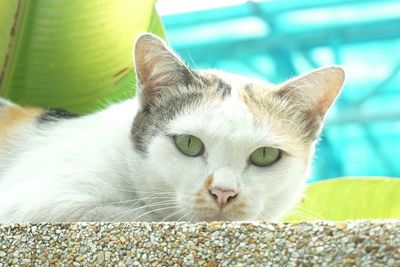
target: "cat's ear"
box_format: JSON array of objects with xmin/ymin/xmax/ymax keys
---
[
  {"xmin": 134, "ymin": 33, "xmax": 194, "ymax": 107},
  {"xmin": 276, "ymin": 66, "xmax": 345, "ymax": 118}
]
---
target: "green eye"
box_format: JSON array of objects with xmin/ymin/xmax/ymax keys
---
[
  {"xmin": 174, "ymin": 135, "xmax": 205, "ymax": 157},
  {"xmin": 250, "ymin": 147, "xmax": 281, "ymax": 167}
]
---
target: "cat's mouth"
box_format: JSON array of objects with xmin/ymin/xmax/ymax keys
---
[{"xmin": 191, "ymin": 197, "xmax": 249, "ymax": 222}]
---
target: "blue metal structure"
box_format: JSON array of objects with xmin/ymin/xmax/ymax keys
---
[{"xmin": 159, "ymin": 0, "xmax": 400, "ymax": 181}]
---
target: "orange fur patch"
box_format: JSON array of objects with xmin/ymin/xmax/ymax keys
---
[
  {"xmin": 204, "ymin": 173, "xmax": 214, "ymax": 189},
  {"xmin": 238, "ymin": 87, "xmax": 308, "ymax": 157},
  {"xmin": 227, "ymin": 196, "xmax": 247, "ymax": 217},
  {"xmin": 238, "ymin": 89, "xmax": 254, "ymax": 114},
  {"xmin": 194, "ymin": 174, "xmax": 215, "ymax": 211},
  {"xmin": 0, "ymin": 105, "xmax": 44, "ymax": 149}
]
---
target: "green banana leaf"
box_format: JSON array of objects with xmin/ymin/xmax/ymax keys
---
[
  {"xmin": 0, "ymin": 0, "xmax": 165, "ymax": 114},
  {"xmin": 283, "ymin": 177, "xmax": 400, "ymax": 221}
]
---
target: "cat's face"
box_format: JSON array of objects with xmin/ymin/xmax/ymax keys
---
[{"xmin": 130, "ymin": 33, "xmax": 345, "ymax": 222}]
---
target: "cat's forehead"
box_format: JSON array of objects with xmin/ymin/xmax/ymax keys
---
[{"xmin": 169, "ymin": 86, "xmax": 256, "ymax": 135}]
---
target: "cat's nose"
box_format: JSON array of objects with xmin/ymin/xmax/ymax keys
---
[{"xmin": 208, "ymin": 187, "xmax": 238, "ymax": 209}]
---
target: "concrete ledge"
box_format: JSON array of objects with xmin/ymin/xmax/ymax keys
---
[{"xmin": 0, "ymin": 220, "xmax": 399, "ymax": 266}]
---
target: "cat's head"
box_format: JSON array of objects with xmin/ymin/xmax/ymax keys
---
[{"xmin": 129, "ymin": 33, "xmax": 345, "ymax": 222}]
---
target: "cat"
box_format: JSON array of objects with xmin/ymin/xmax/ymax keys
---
[{"xmin": 0, "ymin": 33, "xmax": 345, "ymax": 223}]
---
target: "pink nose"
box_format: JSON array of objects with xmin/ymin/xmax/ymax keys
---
[{"xmin": 209, "ymin": 187, "xmax": 238, "ymax": 209}]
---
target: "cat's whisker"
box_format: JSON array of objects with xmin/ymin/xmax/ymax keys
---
[
  {"xmin": 264, "ymin": 198, "xmax": 324, "ymax": 220},
  {"xmin": 132, "ymin": 206, "xmax": 181, "ymax": 221},
  {"xmin": 272, "ymin": 199, "xmax": 325, "ymax": 220},
  {"xmin": 160, "ymin": 209, "xmax": 185, "ymax": 222},
  {"xmin": 259, "ymin": 209, "xmax": 275, "ymax": 220},
  {"xmin": 131, "ymin": 191, "xmax": 175, "ymax": 195},
  {"xmin": 111, "ymin": 204, "xmax": 179, "ymax": 221},
  {"xmin": 161, "ymin": 208, "xmax": 192, "ymax": 222},
  {"xmin": 79, "ymin": 196, "xmax": 174, "ymax": 208},
  {"xmin": 63, "ymin": 192, "xmax": 175, "ymax": 210},
  {"xmin": 290, "ymin": 206, "xmax": 324, "ymax": 220},
  {"xmin": 108, "ymin": 200, "xmax": 178, "ymax": 221},
  {"xmin": 111, "ymin": 185, "xmax": 176, "ymax": 195},
  {"xmin": 188, "ymin": 212, "xmax": 197, "ymax": 223},
  {"xmin": 177, "ymin": 210, "xmax": 193, "ymax": 222},
  {"xmin": 265, "ymin": 200, "xmax": 322, "ymax": 220},
  {"xmin": 302, "ymin": 195, "xmax": 333, "ymax": 212},
  {"xmin": 261, "ymin": 205, "xmax": 314, "ymax": 221},
  {"xmin": 285, "ymin": 209, "xmax": 320, "ymax": 221},
  {"xmin": 261, "ymin": 200, "xmax": 317, "ymax": 221},
  {"xmin": 128, "ymin": 187, "xmax": 176, "ymax": 195}
]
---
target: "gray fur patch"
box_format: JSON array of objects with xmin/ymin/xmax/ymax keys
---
[
  {"xmin": 131, "ymin": 90, "xmax": 203, "ymax": 153},
  {"xmin": 131, "ymin": 72, "xmax": 231, "ymax": 153},
  {"xmin": 200, "ymin": 74, "xmax": 232, "ymax": 97},
  {"xmin": 37, "ymin": 108, "xmax": 79, "ymax": 124}
]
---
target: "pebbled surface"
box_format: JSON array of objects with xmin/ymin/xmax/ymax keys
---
[{"xmin": 0, "ymin": 220, "xmax": 399, "ymax": 266}]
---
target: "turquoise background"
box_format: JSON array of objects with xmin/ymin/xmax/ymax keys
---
[{"xmin": 158, "ymin": 0, "xmax": 400, "ymax": 182}]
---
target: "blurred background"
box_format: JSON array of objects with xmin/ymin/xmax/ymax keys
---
[{"xmin": 156, "ymin": 0, "xmax": 400, "ymax": 182}]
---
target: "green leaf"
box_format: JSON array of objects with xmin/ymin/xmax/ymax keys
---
[
  {"xmin": 283, "ymin": 177, "xmax": 400, "ymax": 221},
  {"xmin": 0, "ymin": 0, "xmax": 165, "ymax": 114}
]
